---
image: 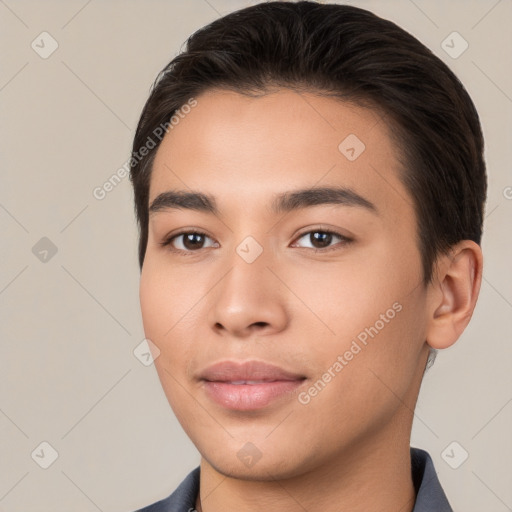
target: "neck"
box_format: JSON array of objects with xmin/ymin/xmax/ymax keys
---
[{"xmin": 195, "ymin": 416, "xmax": 417, "ymax": 512}]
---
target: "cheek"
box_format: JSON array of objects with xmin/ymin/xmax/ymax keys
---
[
  {"xmin": 139, "ymin": 257, "xmax": 201, "ymax": 340},
  {"xmin": 287, "ymin": 238, "xmax": 427, "ymax": 391},
  {"xmin": 279, "ymin": 244, "xmax": 419, "ymax": 343},
  {"xmin": 139, "ymin": 260, "xmax": 205, "ymax": 380},
  {"xmin": 139, "ymin": 266, "xmax": 199, "ymax": 418},
  {"xmin": 140, "ymin": 273, "xmax": 169, "ymax": 344},
  {"xmin": 293, "ymin": 297, "xmax": 428, "ymax": 451}
]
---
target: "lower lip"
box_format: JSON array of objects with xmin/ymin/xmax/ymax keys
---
[{"xmin": 203, "ymin": 380, "xmax": 305, "ymax": 410}]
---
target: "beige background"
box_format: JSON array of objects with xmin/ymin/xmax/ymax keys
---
[{"xmin": 1, "ymin": 0, "xmax": 511, "ymax": 511}]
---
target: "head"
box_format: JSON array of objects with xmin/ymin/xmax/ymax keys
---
[{"xmin": 130, "ymin": 1, "xmax": 485, "ymax": 480}]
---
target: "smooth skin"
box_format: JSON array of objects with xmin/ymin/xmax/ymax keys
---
[{"xmin": 139, "ymin": 89, "xmax": 483, "ymax": 512}]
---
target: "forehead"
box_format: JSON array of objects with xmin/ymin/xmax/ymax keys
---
[{"xmin": 149, "ymin": 88, "xmax": 410, "ymax": 222}]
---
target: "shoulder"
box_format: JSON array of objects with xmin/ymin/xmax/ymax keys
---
[
  {"xmin": 411, "ymin": 447, "xmax": 453, "ymax": 512},
  {"xmin": 133, "ymin": 466, "xmax": 200, "ymax": 512}
]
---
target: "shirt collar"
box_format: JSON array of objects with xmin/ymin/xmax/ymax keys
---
[{"xmin": 410, "ymin": 447, "xmax": 453, "ymax": 512}]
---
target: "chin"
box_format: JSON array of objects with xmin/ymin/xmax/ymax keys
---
[
  {"xmin": 204, "ymin": 456, "xmax": 303, "ymax": 482},
  {"xmin": 198, "ymin": 437, "xmax": 323, "ymax": 482}
]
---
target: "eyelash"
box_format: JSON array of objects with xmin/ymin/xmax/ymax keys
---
[{"xmin": 160, "ymin": 228, "xmax": 352, "ymax": 256}]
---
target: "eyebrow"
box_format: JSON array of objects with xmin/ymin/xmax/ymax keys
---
[{"xmin": 148, "ymin": 186, "xmax": 378, "ymax": 216}]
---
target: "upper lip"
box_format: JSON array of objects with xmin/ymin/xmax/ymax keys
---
[{"xmin": 199, "ymin": 360, "xmax": 306, "ymax": 382}]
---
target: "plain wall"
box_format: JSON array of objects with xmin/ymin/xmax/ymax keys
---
[{"xmin": 1, "ymin": 0, "xmax": 511, "ymax": 511}]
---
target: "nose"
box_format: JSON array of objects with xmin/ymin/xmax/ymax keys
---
[{"xmin": 207, "ymin": 250, "xmax": 289, "ymax": 339}]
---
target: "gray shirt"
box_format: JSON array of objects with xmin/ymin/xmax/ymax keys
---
[{"xmin": 135, "ymin": 447, "xmax": 452, "ymax": 511}]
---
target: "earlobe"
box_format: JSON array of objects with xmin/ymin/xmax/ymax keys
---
[{"xmin": 426, "ymin": 240, "xmax": 483, "ymax": 350}]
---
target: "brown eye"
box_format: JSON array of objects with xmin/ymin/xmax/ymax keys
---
[
  {"xmin": 161, "ymin": 231, "xmax": 218, "ymax": 254},
  {"xmin": 293, "ymin": 229, "xmax": 351, "ymax": 252},
  {"xmin": 180, "ymin": 233, "xmax": 207, "ymax": 250},
  {"xmin": 309, "ymin": 231, "xmax": 333, "ymax": 249}
]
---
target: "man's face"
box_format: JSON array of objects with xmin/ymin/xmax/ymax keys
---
[{"xmin": 140, "ymin": 89, "xmax": 432, "ymax": 479}]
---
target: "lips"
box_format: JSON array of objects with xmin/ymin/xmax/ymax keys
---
[
  {"xmin": 199, "ymin": 360, "xmax": 305, "ymax": 382},
  {"xmin": 199, "ymin": 360, "xmax": 306, "ymax": 410}
]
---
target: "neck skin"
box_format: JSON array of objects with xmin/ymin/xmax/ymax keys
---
[{"xmin": 194, "ymin": 355, "xmax": 427, "ymax": 512}]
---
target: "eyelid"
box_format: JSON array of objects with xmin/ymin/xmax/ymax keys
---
[
  {"xmin": 291, "ymin": 227, "xmax": 352, "ymax": 251},
  {"xmin": 160, "ymin": 226, "xmax": 352, "ymax": 254},
  {"xmin": 160, "ymin": 229, "xmax": 217, "ymax": 255}
]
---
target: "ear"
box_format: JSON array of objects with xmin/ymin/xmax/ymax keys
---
[{"xmin": 426, "ymin": 240, "xmax": 483, "ymax": 350}]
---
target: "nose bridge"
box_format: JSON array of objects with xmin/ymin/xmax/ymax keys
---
[
  {"xmin": 231, "ymin": 236, "xmax": 272, "ymax": 288},
  {"xmin": 208, "ymin": 233, "xmax": 287, "ymax": 336},
  {"xmin": 223, "ymin": 234, "xmax": 275, "ymax": 305}
]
